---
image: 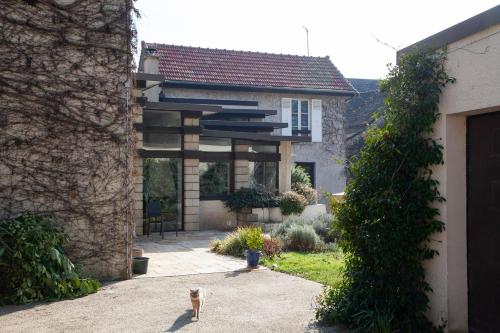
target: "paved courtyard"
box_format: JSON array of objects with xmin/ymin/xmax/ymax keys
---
[
  {"xmin": 133, "ymin": 230, "xmax": 253, "ymax": 278},
  {"xmin": 0, "ymin": 270, "xmax": 342, "ymax": 333}
]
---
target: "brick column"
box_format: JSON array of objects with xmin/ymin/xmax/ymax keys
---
[
  {"xmin": 132, "ymin": 88, "xmax": 144, "ymax": 236},
  {"xmin": 234, "ymin": 144, "xmax": 249, "ymax": 189},
  {"xmin": 183, "ymin": 117, "xmax": 200, "ymax": 231}
]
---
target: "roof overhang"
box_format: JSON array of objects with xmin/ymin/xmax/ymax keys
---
[
  {"xmin": 143, "ymin": 101, "xmax": 221, "ymax": 117},
  {"xmin": 162, "ymin": 80, "xmax": 357, "ymax": 96},
  {"xmin": 202, "ymin": 129, "xmax": 311, "ymax": 143},
  {"xmin": 397, "ymin": 4, "xmax": 500, "ymax": 62}
]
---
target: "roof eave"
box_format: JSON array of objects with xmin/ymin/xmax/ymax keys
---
[
  {"xmin": 397, "ymin": 4, "xmax": 500, "ymax": 62},
  {"xmin": 162, "ymin": 80, "xmax": 357, "ymax": 96}
]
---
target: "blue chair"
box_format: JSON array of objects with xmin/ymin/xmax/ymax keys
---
[{"xmin": 145, "ymin": 201, "xmax": 178, "ymax": 239}]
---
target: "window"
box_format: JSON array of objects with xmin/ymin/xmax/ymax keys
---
[
  {"xmin": 295, "ymin": 162, "xmax": 315, "ymax": 188},
  {"xmin": 249, "ymin": 161, "xmax": 278, "ymax": 192},
  {"xmin": 248, "ymin": 144, "xmax": 278, "ymax": 154},
  {"xmin": 199, "ymin": 161, "xmax": 230, "ymax": 199},
  {"xmin": 143, "ymin": 110, "xmax": 181, "ymax": 127},
  {"xmin": 143, "ymin": 133, "xmax": 181, "ymax": 150},
  {"xmin": 291, "ymin": 99, "xmax": 310, "ymax": 135},
  {"xmin": 199, "ymin": 137, "xmax": 232, "ymax": 152}
]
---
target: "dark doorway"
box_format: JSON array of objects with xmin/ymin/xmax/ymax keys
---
[
  {"xmin": 295, "ymin": 162, "xmax": 315, "ymax": 188},
  {"xmin": 467, "ymin": 111, "xmax": 500, "ymax": 333}
]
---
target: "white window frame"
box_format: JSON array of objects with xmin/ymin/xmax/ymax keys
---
[{"xmin": 291, "ymin": 99, "xmax": 310, "ymax": 132}]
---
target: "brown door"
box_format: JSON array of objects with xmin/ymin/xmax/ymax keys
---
[{"xmin": 467, "ymin": 112, "xmax": 500, "ymax": 333}]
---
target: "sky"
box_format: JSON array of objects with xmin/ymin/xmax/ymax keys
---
[{"xmin": 134, "ymin": 0, "xmax": 499, "ymax": 79}]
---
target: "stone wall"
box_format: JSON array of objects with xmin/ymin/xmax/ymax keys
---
[{"xmin": 0, "ymin": 0, "xmax": 135, "ymax": 280}]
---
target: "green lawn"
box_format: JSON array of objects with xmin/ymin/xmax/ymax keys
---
[{"xmin": 261, "ymin": 251, "xmax": 344, "ymax": 287}]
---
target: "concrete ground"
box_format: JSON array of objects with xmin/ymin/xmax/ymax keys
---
[
  {"xmin": 0, "ymin": 270, "xmax": 342, "ymax": 333},
  {"xmin": 134, "ymin": 231, "xmax": 250, "ymax": 278}
]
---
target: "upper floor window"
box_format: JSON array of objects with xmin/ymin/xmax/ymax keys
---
[{"xmin": 291, "ymin": 99, "xmax": 309, "ymax": 135}]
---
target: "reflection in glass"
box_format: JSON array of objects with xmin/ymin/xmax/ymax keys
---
[
  {"xmin": 143, "ymin": 158, "xmax": 182, "ymax": 230},
  {"xmin": 200, "ymin": 161, "xmax": 230, "ymax": 198},
  {"xmin": 249, "ymin": 161, "xmax": 278, "ymax": 192}
]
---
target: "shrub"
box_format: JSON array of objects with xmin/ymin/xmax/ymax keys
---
[
  {"xmin": 0, "ymin": 214, "xmax": 100, "ymax": 304},
  {"xmin": 263, "ymin": 236, "xmax": 282, "ymax": 258},
  {"xmin": 224, "ymin": 186, "xmax": 279, "ymax": 212},
  {"xmin": 284, "ymin": 224, "xmax": 322, "ymax": 252},
  {"xmin": 209, "ymin": 227, "xmax": 263, "ymax": 257},
  {"xmin": 315, "ymin": 49, "xmax": 453, "ymax": 331},
  {"xmin": 292, "ymin": 183, "xmax": 318, "ymax": 204},
  {"xmin": 292, "ymin": 164, "xmax": 312, "ymax": 187},
  {"xmin": 312, "ymin": 213, "xmax": 337, "ymax": 242},
  {"xmin": 279, "ymin": 191, "xmax": 307, "ymax": 216},
  {"xmin": 245, "ymin": 227, "xmax": 264, "ymax": 251},
  {"xmin": 270, "ymin": 215, "xmax": 310, "ymax": 238}
]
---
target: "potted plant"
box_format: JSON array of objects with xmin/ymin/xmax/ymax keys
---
[{"xmin": 244, "ymin": 227, "xmax": 264, "ymax": 268}]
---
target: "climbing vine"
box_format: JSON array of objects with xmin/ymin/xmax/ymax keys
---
[
  {"xmin": 0, "ymin": 0, "xmax": 137, "ymax": 279},
  {"xmin": 316, "ymin": 49, "xmax": 455, "ymax": 332}
]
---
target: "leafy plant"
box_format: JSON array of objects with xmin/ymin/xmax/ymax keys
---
[
  {"xmin": 0, "ymin": 214, "xmax": 100, "ymax": 304},
  {"xmin": 292, "ymin": 164, "xmax": 311, "ymax": 187},
  {"xmin": 292, "ymin": 183, "xmax": 318, "ymax": 204},
  {"xmin": 284, "ymin": 224, "xmax": 322, "ymax": 252},
  {"xmin": 224, "ymin": 186, "xmax": 279, "ymax": 211},
  {"xmin": 279, "ymin": 191, "xmax": 307, "ymax": 216},
  {"xmin": 210, "ymin": 227, "xmax": 263, "ymax": 256},
  {"xmin": 245, "ymin": 227, "xmax": 264, "ymax": 252},
  {"xmin": 315, "ymin": 49, "xmax": 454, "ymax": 332},
  {"xmin": 263, "ymin": 236, "xmax": 282, "ymax": 258}
]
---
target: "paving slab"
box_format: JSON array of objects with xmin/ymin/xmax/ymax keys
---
[{"xmin": 133, "ymin": 231, "xmax": 255, "ymax": 278}]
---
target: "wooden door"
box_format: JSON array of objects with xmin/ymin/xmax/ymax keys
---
[{"xmin": 467, "ymin": 111, "xmax": 500, "ymax": 332}]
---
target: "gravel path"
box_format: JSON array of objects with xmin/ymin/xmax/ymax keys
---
[{"xmin": 0, "ymin": 270, "xmax": 343, "ymax": 333}]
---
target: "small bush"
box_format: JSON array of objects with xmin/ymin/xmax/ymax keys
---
[
  {"xmin": 293, "ymin": 183, "xmax": 318, "ymax": 204},
  {"xmin": 0, "ymin": 214, "xmax": 100, "ymax": 304},
  {"xmin": 284, "ymin": 224, "xmax": 322, "ymax": 252},
  {"xmin": 245, "ymin": 227, "xmax": 264, "ymax": 251},
  {"xmin": 209, "ymin": 227, "xmax": 263, "ymax": 256},
  {"xmin": 292, "ymin": 164, "xmax": 312, "ymax": 187},
  {"xmin": 224, "ymin": 186, "xmax": 279, "ymax": 212},
  {"xmin": 279, "ymin": 191, "xmax": 307, "ymax": 216},
  {"xmin": 270, "ymin": 215, "xmax": 310, "ymax": 238},
  {"xmin": 312, "ymin": 213, "xmax": 337, "ymax": 242},
  {"xmin": 263, "ymin": 236, "xmax": 282, "ymax": 258}
]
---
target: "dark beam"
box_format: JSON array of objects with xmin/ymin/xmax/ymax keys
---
[
  {"xmin": 201, "ymin": 120, "xmax": 287, "ymax": 129},
  {"xmin": 202, "ymin": 130, "xmax": 311, "ymax": 142},
  {"xmin": 145, "ymin": 101, "xmax": 221, "ymax": 113},
  {"xmin": 160, "ymin": 97, "xmax": 258, "ymax": 107},
  {"xmin": 135, "ymin": 73, "xmax": 165, "ymax": 82},
  {"xmin": 134, "ymin": 124, "xmax": 202, "ymax": 134}
]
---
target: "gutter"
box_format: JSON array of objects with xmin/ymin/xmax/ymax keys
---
[{"xmin": 161, "ymin": 80, "xmax": 357, "ymax": 97}]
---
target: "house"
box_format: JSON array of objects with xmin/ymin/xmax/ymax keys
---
[
  {"xmin": 345, "ymin": 78, "xmax": 385, "ymax": 162},
  {"xmin": 135, "ymin": 43, "xmax": 356, "ymax": 233},
  {"xmin": 397, "ymin": 5, "xmax": 500, "ymax": 332}
]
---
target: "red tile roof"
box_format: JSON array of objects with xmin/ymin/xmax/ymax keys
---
[{"xmin": 144, "ymin": 43, "xmax": 355, "ymax": 93}]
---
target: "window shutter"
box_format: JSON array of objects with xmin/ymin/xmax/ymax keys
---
[
  {"xmin": 311, "ymin": 99, "xmax": 322, "ymax": 142},
  {"xmin": 281, "ymin": 98, "xmax": 292, "ymax": 136}
]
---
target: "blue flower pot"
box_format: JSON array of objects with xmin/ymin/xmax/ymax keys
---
[{"xmin": 246, "ymin": 250, "xmax": 261, "ymax": 268}]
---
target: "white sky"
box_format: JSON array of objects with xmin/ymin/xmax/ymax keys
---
[{"xmin": 134, "ymin": 0, "xmax": 499, "ymax": 79}]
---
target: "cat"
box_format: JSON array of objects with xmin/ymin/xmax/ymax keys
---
[{"xmin": 190, "ymin": 287, "xmax": 205, "ymax": 320}]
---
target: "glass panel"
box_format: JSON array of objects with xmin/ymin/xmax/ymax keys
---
[
  {"xmin": 199, "ymin": 137, "xmax": 232, "ymax": 152},
  {"xmin": 199, "ymin": 161, "xmax": 230, "ymax": 197},
  {"xmin": 291, "ymin": 99, "xmax": 298, "ymax": 130},
  {"xmin": 248, "ymin": 144, "xmax": 278, "ymax": 154},
  {"xmin": 300, "ymin": 100, "xmax": 309, "ymax": 130},
  {"xmin": 143, "ymin": 110, "xmax": 181, "ymax": 127},
  {"xmin": 143, "ymin": 133, "xmax": 181, "ymax": 150},
  {"xmin": 143, "ymin": 158, "xmax": 182, "ymax": 230},
  {"xmin": 249, "ymin": 161, "xmax": 277, "ymax": 192}
]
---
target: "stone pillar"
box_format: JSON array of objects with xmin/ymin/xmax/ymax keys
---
[
  {"xmin": 183, "ymin": 117, "xmax": 200, "ymax": 231},
  {"xmin": 132, "ymin": 86, "xmax": 144, "ymax": 236},
  {"xmin": 234, "ymin": 144, "xmax": 249, "ymax": 190},
  {"xmin": 279, "ymin": 141, "xmax": 292, "ymax": 193}
]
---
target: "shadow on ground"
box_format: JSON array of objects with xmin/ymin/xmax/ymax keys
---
[{"xmin": 164, "ymin": 309, "xmax": 195, "ymax": 332}]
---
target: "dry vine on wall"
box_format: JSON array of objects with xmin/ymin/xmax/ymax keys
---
[{"xmin": 0, "ymin": 0, "xmax": 136, "ymax": 279}]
